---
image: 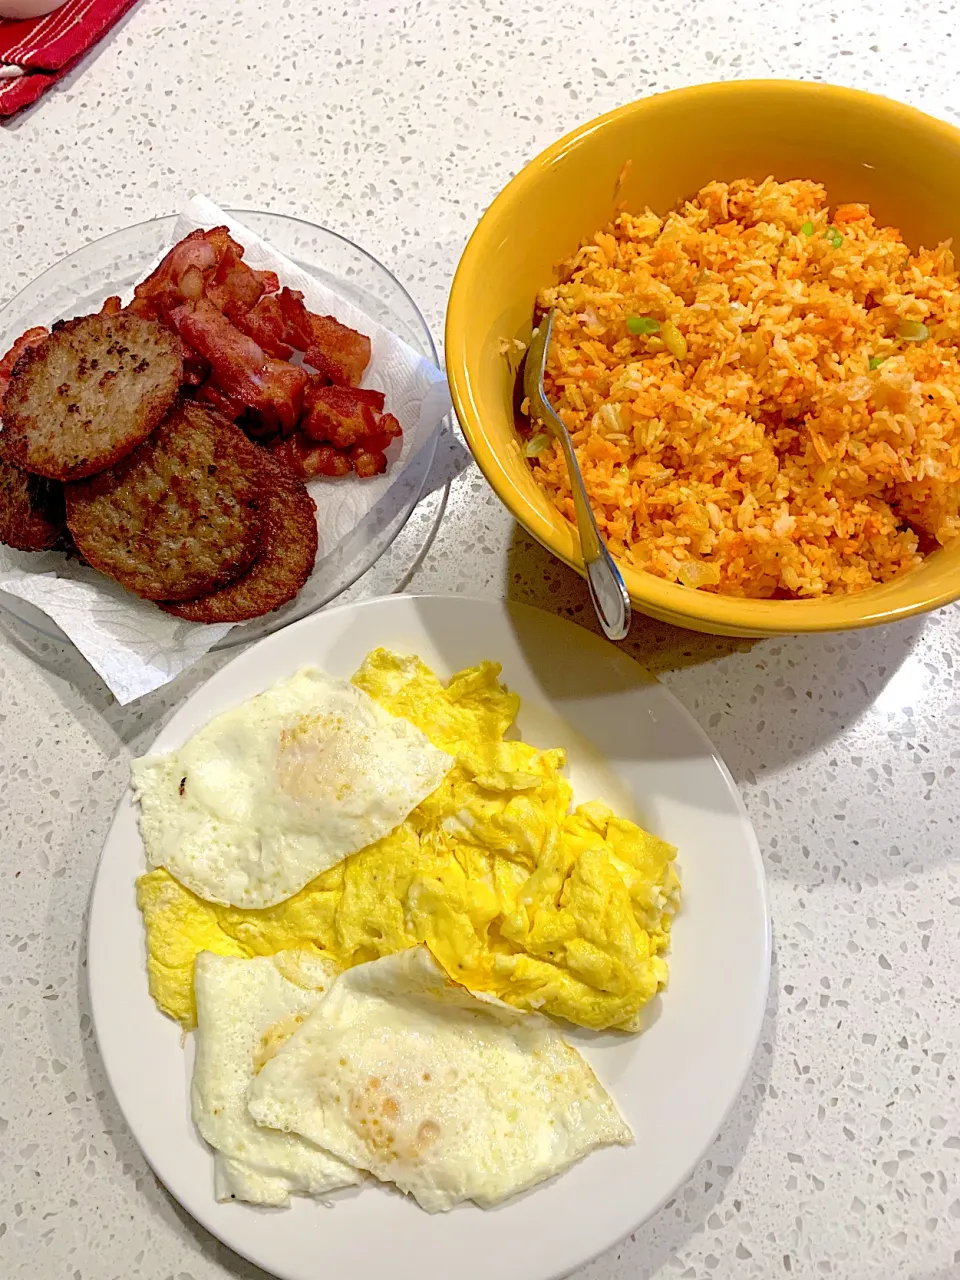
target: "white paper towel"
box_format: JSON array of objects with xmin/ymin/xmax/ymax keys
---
[{"xmin": 0, "ymin": 197, "xmax": 450, "ymax": 703}]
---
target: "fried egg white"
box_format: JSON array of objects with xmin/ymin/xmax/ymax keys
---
[
  {"xmin": 246, "ymin": 946, "xmax": 632, "ymax": 1213},
  {"xmin": 191, "ymin": 948, "xmax": 362, "ymax": 1205},
  {"xmin": 132, "ymin": 667, "xmax": 453, "ymax": 909}
]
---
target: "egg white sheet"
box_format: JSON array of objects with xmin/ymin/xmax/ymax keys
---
[
  {"xmin": 247, "ymin": 946, "xmax": 632, "ymax": 1213},
  {"xmin": 132, "ymin": 667, "xmax": 453, "ymax": 909},
  {"xmin": 191, "ymin": 949, "xmax": 362, "ymax": 1205}
]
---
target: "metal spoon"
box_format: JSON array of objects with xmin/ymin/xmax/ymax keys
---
[{"xmin": 523, "ymin": 308, "xmax": 631, "ymax": 641}]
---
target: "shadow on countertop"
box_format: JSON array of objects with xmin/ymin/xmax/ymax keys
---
[
  {"xmin": 504, "ymin": 524, "xmax": 758, "ymax": 676},
  {"xmin": 504, "ymin": 526, "xmax": 925, "ymax": 781}
]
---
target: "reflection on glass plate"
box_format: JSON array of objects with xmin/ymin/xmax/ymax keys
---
[{"xmin": 0, "ymin": 211, "xmax": 443, "ymax": 650}]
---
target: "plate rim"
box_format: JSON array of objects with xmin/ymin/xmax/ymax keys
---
[{"xmin": 86, "ymin": 593, "xmax": 771, "ymax": 1280}]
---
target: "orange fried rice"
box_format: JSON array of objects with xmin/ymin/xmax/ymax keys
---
[{"xmin": 527, "ymin": 177, "xmax": 960, "ymax": 597}]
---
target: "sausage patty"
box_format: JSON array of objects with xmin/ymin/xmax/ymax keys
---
[
  {"xmin": 0, "ymin": 457, "xmax": 65, "ymax": 551},
  {"xmin": 0, "ymin": 311, "xmax": 183, "ymax": 481},
  {"xmin": 65, "ymin": 402, "xmax": 263, "ymax": 601},
  {"xmin": 161, "ymin": 449, "xmax": 317, "ymax": 623}
]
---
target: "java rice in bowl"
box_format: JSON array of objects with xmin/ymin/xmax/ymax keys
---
[{"xmin": 523, "ymin": 177, "xmax": 960, "ymax": 600}]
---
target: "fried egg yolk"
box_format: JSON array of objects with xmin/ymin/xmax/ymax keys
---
[{"xmin": 136, "ymin": 650, "xmax": 680, "ymax": 1032}]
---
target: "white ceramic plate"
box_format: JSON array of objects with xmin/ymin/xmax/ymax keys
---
[{"xmin": 88, "ymin": 595, "xmax": 770, "ymax": 1280}]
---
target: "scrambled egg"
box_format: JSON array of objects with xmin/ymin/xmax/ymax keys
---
[{"xmin": 137, "ymin": 650, "xmax": 680, "ymax": 1032}]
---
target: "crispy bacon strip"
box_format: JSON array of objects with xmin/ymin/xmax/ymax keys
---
[
  {"xmin": 275, "ymin": 287, "xmax": 315, "ymax": 350},
  {"xmin": 271, "ymin": 436, "xmax": 305, "ymax": 475},
  {"xmin": 351, "ymin": 445, "xmax": 388, "ymax": 478},
  {"xmin": 363, "ymin": 412, "xmax": 403, "ymax": 454},
  {"xmin": 277, "ymin": 381, "xmax": 400, "ymax": 480},
  {"xmin": 273, "ymin": 288, "xmax": 371, "ymax": 385},
  {"xmin": 301, "ymin": 383, "xmax": 384, "ymax": 447},
  {"xmin": 195, "ymin": 378, "xmax": 243, "ymax": 421},
  {"xmin": 182, "ymin": 347, "xmax": 211, "ymax": 389},
  {"xmin": 0, "ymin": 326, "xmax": 48, "ymax": 377},
  {"xmin": 260, "ymin": 359, "xmax": 309, "ymax": 437},
  {"xmin": 130, "ymin": 227, "xmax": 234, "ymax": 323},
  {"xmin": 305, "ymin": 314, "xmax": 371, "ymax": 387},
  {"xmin": 351, "ymin": 415, "xmax": 400, "ymax": 478},
  {"xmin": 235, "ymin": 293, "xmax": 294, "ymax": 359},
  {"xmin": 205, "ymin": 244, "xmax": 275, "ymax": 322},
  {"xmin": 171, "ymin": 297, "xmax": 266, "ymax": 388},
  {"xmin": 170, "ymin": 298, "xmax": 306, "ymax": 434},
  {"xmin": 273, "ymin": 434, "xmax": 352, "ymax": 478}
]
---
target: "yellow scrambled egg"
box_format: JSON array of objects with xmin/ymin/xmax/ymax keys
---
[{"xmin": 137, "ymin": 650, "xmax": 680, "ymax": 1032}]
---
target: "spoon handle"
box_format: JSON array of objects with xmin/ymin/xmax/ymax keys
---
[{"xmin": 555, "ymin": 425, "xmax": 632, "ymax": 641}]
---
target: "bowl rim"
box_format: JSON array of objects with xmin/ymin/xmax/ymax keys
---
[{"xmin": 446, "ymin": 79, "xmax": 960, "ymax": 634}]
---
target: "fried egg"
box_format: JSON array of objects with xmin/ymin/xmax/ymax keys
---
[
  {"xmin": 137, "ymin": 652, "xmax": 680, "ymax": 1031},
  {"xmin": 246, "ymin": 947, "xmax": 632, "ymax": 1212},
  {"xmin": 132, "ymin": 666, "xmax": 453, "ymax": 909},
  {"xmin": 191, "ymin": 948, "xmax": 362, "ymax": 1205}
]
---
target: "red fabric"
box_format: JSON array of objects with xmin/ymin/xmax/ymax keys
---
[{"xmin": 0, "ymin": 0, "xmax": 139, "ymax": 118}]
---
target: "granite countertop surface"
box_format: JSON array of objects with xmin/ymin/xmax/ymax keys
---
[{"xmin": 1, "ymin": 2, "xmax": 959, "ymax": 1277}]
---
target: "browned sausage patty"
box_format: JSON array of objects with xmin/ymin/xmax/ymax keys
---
[
  {"xmin": 0, "ymin": 312, "xmax": 182, "ymax": 481},
  {"xmin": 0, "ymin": 457, "xmax": 65, "ymax": 551},
  {"xmin": 161, "ymin": 449, "xmax": 317, "ymax": 623},
  {"xmin": 65, "ymin": 403, "xmax": 264, "ymax": 601}
]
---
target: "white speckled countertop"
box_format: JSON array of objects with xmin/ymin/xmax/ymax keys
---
[{"xmin": 2, "ymin": 2, "xmax": 960, "ymax": 1278}]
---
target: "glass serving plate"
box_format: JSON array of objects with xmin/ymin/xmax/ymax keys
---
[{"xmin": 0, "ymin": 211, "xmax": 441, "ymax": 649}]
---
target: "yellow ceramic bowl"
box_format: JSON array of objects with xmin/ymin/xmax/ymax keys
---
[{"xmin": 446, "ymin": 80, "xmax": 960, "ymax": 636}]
